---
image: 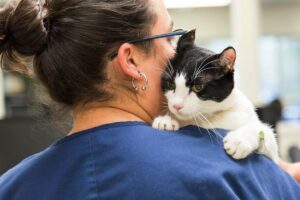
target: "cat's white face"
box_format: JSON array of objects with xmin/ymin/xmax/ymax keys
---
[{"xmin": 165, "ymin": 73, "xmax": 225, "ymax": 121}]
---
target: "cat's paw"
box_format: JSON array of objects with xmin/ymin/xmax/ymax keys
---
[
  {"xmin": 152, "ymin": 115, "xmax": 180, "ymax": 131},
  {"xmin": 223, "ymin": 131, "xmax": 257, "ymax": 160},
  {"xmin": 257, "ymin": 125, "xmax": 279, "ymax": 163}
]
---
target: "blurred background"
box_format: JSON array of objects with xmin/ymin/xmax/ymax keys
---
[{"xmin": 1, "ymin": 0, "xmax": 300, "ymax": 174}]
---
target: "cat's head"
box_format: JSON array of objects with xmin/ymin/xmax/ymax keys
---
[{"xmin": 162, "ymin": 30, "xmax": 236, "ymax": 120}]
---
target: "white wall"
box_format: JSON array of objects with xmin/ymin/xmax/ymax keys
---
[
  {"xmin": 169, "ymin": 3, "xmax": 300, "ymax": 40},
  {"xmin": 169, "ymin": 7, "xmax": 230, "ymax": 40},
  {"xmin": 230, "ymin": 0, "xmax": 261, "ymax": 104},
  {"xmin": 263, "ymin": 3, "xmax": 300, "ymax": 36}
]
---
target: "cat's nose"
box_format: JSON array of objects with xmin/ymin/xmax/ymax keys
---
[{"xmin": 173, "ymin": 104, "xmax": 183, "ymax": 111}]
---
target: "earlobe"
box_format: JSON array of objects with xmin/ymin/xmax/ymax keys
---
[{"xmin": 117, "ymin": 43, "xmax": 141, "ymax": 79}]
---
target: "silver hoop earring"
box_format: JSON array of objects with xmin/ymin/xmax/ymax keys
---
[{"xmin": 132, "ymin": 70, "xmax": 148, "ymax": 92}]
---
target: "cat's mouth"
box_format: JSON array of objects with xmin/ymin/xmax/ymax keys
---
[{"xmin": 171, "ymin": 110, "xmax": 193, "ymax": 120}]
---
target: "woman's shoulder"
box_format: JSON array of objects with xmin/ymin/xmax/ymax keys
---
[
  {"xmin": 80, "ymin": 121, "xmax": 227, "ymax": 164},
  {"xmin": 86, "ymin": 122, "xmax": 300, "ymax": 199},
  {"xmin": 0, "ymin": 126, "xmax": 98, "ymax": 199},
  {"xmin": 1, "ymin": 121, "xmax": 300, "ymax": 199}
]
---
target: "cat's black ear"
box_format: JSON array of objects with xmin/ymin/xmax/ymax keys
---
[
  {"xmin": 176, "ymin": 29, "xmax": 196, "ymax": 52},
  {"xmin": 181, "ymin": 29, "xmax": 196, "ymax": 42},
  {"xmin": 219, "ymin": 47, "xmax": 236, "ymax": 71}
]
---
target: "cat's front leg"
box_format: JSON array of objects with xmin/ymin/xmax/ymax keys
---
[
  {"xmin": 256, "ymin": 124, "xmax": 279, "ymax": 163},
  {"xmin": 223, "ymin": 124, "xmax": 260, "ymax": 160},
  {"xmin": 152, "ymin": 115, "xmax": 180, "ymax": 131},
  {"xmin": 223, "ymin": 122, "xmax": 279, "ymax": 162}
]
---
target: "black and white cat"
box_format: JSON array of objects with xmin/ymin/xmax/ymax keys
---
[{"xmin": 152, "ymin": 30, "xmax": 279, "ymax": 162}]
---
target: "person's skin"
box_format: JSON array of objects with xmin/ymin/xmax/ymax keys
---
[
  {"xmin": 279, "ymin": 160, "xmax": 300, "ymax": 183},
  {"xmin": 69, "ymin": 0, "xmax": 174, "ymax": 134}
]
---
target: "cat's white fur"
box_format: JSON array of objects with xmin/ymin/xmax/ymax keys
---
[{"xmin": 152, "ymin": 73, "xmax": 279, "ymax": 162}]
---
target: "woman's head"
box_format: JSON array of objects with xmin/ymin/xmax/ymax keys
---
[
  {"xmin": 110, "ymin": 0, "xmax": 177, "ymax": 118},
  {"xmin": 0, "ymin": 0, "xmax": 175, "ymax": 119}
]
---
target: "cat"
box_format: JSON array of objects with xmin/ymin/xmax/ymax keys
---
[{"xmin": 152, "ymin": 30, "xmax": 279, "ymax": 162}]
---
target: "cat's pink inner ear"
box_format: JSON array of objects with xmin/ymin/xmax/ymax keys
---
[
  {"xmin": 222, "ymin": 48, "xmax": 236, "ymax": 70},
  {"xmin": 187, "ymin": 29, "xmax": 196, "ymax": 42}
]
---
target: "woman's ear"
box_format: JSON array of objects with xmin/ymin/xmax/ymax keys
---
[{"xmin": 116, "ymin": 43, "xmax": 141, "ymax": 80}]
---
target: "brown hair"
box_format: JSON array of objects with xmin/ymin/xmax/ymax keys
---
[{"xmin": 0, "ymin": 0, "xmax": 155, "ymax": 106}]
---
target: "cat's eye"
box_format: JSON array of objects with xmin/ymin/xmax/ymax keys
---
[
  {"xmin": 192, "ymin": 84, "xmax": 204, "ymax": 93},
  {"xmin": 167, "ymin": 82, "xmax": 176, "ymax": 90}
]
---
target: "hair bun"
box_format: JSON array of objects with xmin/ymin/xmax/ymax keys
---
[
  {"xmin": 0, "ymin": 3, "xmax": 14, "ymax": 51},
  {"xmin": 0, "ymin": 0, "xmax": 48, "ymax": 74}
]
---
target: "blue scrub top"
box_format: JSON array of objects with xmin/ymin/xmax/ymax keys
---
[{"xmin": 0, "ymin": 121, "xmax": 300, "ymax": 200}]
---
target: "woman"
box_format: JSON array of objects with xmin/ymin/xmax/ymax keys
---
[{"xmin": 0, "ymin": 0, "xmax": 299, "ymax": 199}]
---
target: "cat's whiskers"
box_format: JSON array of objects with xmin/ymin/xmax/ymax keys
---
[
  {"xmin": 195, "ymin": 113, "xmax": 216, "ymax": 143},
  {"xmin": 195, "ymin": 111, "xmax": 223, "ymax": 144},
  {"xmin": 198, "ymin": 54, "xmax": 215, "ymax": 71},
  {"xmin": 161, "ymin": 101, "xmax": 168, "ymax": 105},
  {"xmin": 160, "ymin": 99, "xmax": 170, "ymax": 111},
  {"xmin": 151, "ymin": 64, "xmax": 173, "ymax": 79},
  {"xmin": 194, "ymin": 66, "xmax": 221, "ymax": 79},
  {"xmin": 201, "ymin": 58, "xmax": 218, "ymax": 70},
  {"xmin": 160, "ymin": 101, "xmax": 169, "ymax": 105},
  {"xmin": 160, "ymin": 106, "xmax": 169, "ymax": 111},
  {"xmin": 157, "ymin": 53, "xmax": 175, "ymax": 75},
  {"xmin": 165, "ymin": 69, "xmax": 174, "ymax": 80},
  {"xmin": 190, "ymin": 112, "xmax": 214, "ymax": 144},
  {"xmin": 193, "ymin": 55, "xmax": 215, "ymax": 80},
  {"xmin": 192, "ymin": 61, "xmax": 200, "ymax": 80},
  {"xmin": 161, "ymin": 103, "xmax": 169, "ymax": 108},
  {"xmin": 151, "ymin": 66, "xmax": 168, "ymax": 74},
  {"xmin": 166, "ymin": 55, "xmax": 175, "ymax": 75},
  {"xmin": 194, "ymin": 60, "xmax": 219, "ymax": 78}
]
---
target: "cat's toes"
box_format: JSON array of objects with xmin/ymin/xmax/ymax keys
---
[
  {"xmin": 223, "ymin": 132, "xmax": 255, "ymax": 159},
  {"xmin": 152, "ymin": 115, "xmax": 179, "ymax": 131}
]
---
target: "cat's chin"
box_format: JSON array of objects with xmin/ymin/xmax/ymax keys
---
[{"xmin": 171, "ymin": 112, "xmax": 193, "ymax": 121}]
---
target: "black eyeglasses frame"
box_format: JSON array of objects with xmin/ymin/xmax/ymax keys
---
[{"xmin": 108, "ymin": 29, "xmax": 188, "ymax": 60}]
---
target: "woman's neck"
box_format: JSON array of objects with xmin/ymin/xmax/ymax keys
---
[{"xmin": 68, "ymin": 99, "xmax": 153, "ymax": 135}]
